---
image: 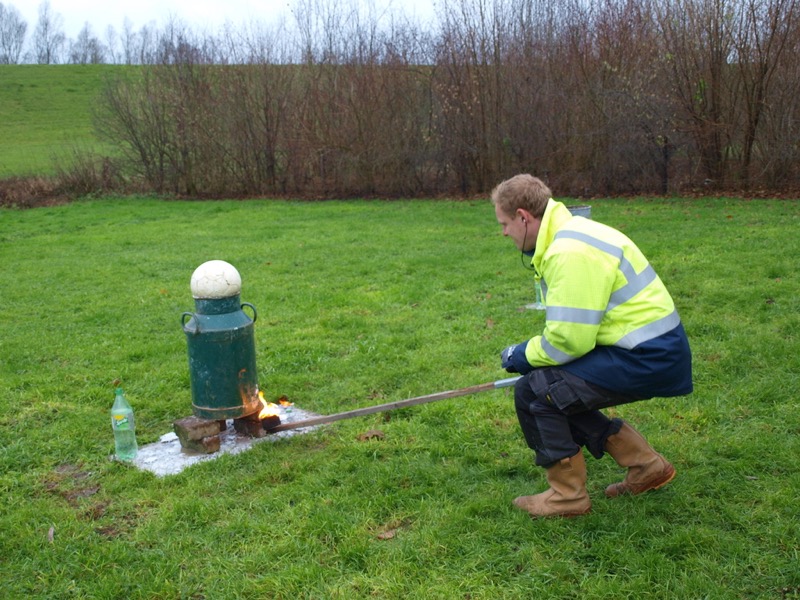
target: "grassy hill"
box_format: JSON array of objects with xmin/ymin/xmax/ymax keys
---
[{"xmin": 0, "ymin": 65, "xmax": 119, "ymax": 178}]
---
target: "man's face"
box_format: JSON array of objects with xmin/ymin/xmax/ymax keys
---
[{"xmin": 495, "ymin": 204, "xmax": 537, "ymax": 252}]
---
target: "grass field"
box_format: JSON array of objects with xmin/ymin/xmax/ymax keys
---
[
  {"xmin": 0, "ymin": 65, "xmax": 118, "ymax": 178},
  {"xmin": 1, "ymin": 196, "xmax": 798, "ymax": 598}
]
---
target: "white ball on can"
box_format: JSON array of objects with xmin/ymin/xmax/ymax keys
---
[{"xmin": 190, "ymin": 260, "xmax": 242, "ymax": 299}]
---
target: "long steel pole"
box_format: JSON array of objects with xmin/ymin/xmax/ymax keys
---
[{"xmin": 264, "ymin": 376, "xmax": 522, "ymax": 434}]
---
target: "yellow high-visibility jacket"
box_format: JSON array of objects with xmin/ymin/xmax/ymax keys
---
[{"xmin": 524, "ymin": 199, "xmax": 692, "ymax": 398}]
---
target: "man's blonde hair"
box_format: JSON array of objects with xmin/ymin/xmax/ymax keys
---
[{"xmin": 491, "ymin": 174, "xmax": 552, "ymax": 218}]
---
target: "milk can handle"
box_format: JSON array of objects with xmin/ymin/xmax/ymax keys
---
[
  {"xmin": 241, "ymin": 302, "xmax": 258, "ymax": 323},
  {"xmin": 181, "ymin": 312, "xmax": 199, "ymax": 334}
]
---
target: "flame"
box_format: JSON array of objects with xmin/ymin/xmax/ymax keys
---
[
  {"xmin": 278, "ymin": 395, "xmax": 293, "ymax": 407},
  {"xmin": 257, "ymin": 390, "xmax": 280, "ymax": 419}
]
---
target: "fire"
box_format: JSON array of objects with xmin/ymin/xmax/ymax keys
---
[
  {"xmin": 256, "ymin": 391, "xmax": 293, "ymax": 419},
  {"xmin": 257, "ymin": 390, "xmax": 280, "ymax": 419}
]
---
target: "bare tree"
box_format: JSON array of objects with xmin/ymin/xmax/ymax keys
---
[
  {"xmin": 655, "ymin": 0, "xmax": 739, "ymax": 186},
  {"xmin": 105, "ymin": 25, "xmax": 119, "ymax": 64},
  {"xmin": 155, "ymin": 17, "xmax": 208, "ymax": 64},
  {"xmin": 137, "ymin": 22, "xmax": 159, "ymax": 64},
  {"xmin": 69, "ymin": 22, "xmax": 106, "ymax": 64},
  {"xmin": 120, "ymin": 18, "xmax": 137, "ymax": 64},
  {"xmin": 434, "ymin": 0, "xmax": 513, "ymax": 193},
  {"xmin": 564, "ymin": 0, "xmax": 675, "ymax": 194},
  {"xmin": 730, "ymin": 0, "xmax": 799, "ymax": 187},
  {"xmin": 0, "ymin": 2, "xmax": 27, "ymax": 64},
  {"xmin": 96, "ymin": 70, "xmax": 172, "ymax": 192},
  {"xmin": 31, "ymin": 0, "xmax": 65, "ymax": 64},
  {"xmin": 756, "ymin": 2, "xmax": 800, "ymax": 186}
]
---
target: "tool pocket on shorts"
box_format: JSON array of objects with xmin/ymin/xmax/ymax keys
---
[{"xmin": 544, "ymin": 380, "xmax": 585, "ymax": 415}]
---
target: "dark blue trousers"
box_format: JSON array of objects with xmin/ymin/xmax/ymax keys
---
[{"xmin": 514, "ymin": 368, "xmax": 642, "ymax": 468}]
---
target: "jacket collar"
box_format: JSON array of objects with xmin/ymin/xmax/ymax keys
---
[{"xmin": 532, "ymin": 199, "xmax": 572, "ymax": 273}]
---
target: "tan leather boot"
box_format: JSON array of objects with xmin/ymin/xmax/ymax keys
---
[
  {"xmin": 604, "ymin": 422, "xmax": 676, "ymax": 498},
  {"xmin": 513, "ymin": 451, "xmax": 591, "ymax": 518}
]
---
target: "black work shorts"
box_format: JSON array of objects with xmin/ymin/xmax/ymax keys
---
[{"xmin": 524, "ymin": 368, "xmax": 642, "ymax": 415}]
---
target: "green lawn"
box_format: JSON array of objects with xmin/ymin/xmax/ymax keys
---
[
  {"xmin": 0, "ymin": 65, "xmax": 117, "ymax": 177},
  {"xmin": 1, "ymin": 197, "xmax": 799, "ymax": 598}
]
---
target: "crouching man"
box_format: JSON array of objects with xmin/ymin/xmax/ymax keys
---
[{"xmin": 492, "ymin": 174, "xmax": 692, "ymax": 518}]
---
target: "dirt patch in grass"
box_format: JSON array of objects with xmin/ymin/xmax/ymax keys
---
[
  {"xmin": 42, "ymin": 464, "xmax": 137, "ymax": 539},
  {"xmin": 43, "ymin": 463, "xmax": 109, "ymax": 525},
  {"xmin": 42, "ymin": 463, "xmax": 100, "ymax": 506}
]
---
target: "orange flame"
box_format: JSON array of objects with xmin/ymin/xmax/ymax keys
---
[{"xmin": 257, "ymin": 390, "xmax": 280, "ymax": 419}]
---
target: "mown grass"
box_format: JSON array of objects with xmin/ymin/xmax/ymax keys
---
[
  {"xmin": 0, "ymin": 65, "xmax": 118, "ymax": 178},
  {"xmin": 1, "ymin": 197, "xmax": 799, "ymax": 599}
]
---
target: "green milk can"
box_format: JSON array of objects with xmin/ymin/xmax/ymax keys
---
[{"xmin": 181, "ymin": 260, "xmax": 261, "ymax": 420}]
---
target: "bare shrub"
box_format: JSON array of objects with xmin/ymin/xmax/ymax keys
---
[
  {"xmin": 53, "ymin": 148, "xmax": 126, "ymax": 197},
  {"xmin": 85, "ymin": 0, "xmax": 800, "ymax": 198},
  {"xmin": 0, "ymin": 176, "xmax": 67, "ymax": 208}
]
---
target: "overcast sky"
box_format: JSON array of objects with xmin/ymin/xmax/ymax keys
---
[{"xmin": 14, "ymin": 0, "xmax": 439, "ymax": 40}]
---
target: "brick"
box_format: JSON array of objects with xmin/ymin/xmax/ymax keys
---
[
  {"xmin": 180, "ymin": 435, "xmax": 221, "ymax": 454},
  {"xmin": 233, "ymin": 414, "xmax": 266, "ymax": 438},
  {"xmin": 260, "ymin": 414, "xmax": 281, "ymax": 431},
  {"xmin": 173, "ymin": 416, "xmax": 222, "ymax": 445}
]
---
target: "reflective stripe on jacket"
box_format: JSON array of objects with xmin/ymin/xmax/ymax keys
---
[{"xmin": 524, "ymin": 199, "xmax": 692, "ymax": 397}]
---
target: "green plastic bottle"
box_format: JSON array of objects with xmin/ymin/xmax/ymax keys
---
[{"xmin": 110, "ymin": 388, "xmax": 138, "ymax": 461}]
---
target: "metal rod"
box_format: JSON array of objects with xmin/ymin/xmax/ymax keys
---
[{"xmin": 264, "ymin": 376, "xmax": 521, "ymax": 434}]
